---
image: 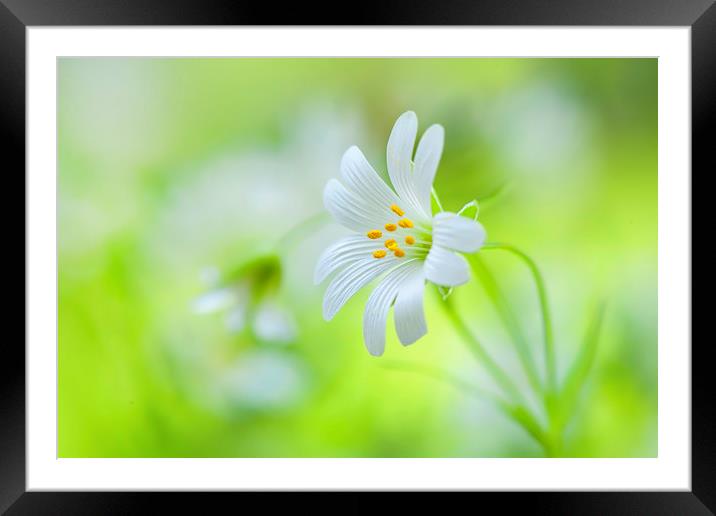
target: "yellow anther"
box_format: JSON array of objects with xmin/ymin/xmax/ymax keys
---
[
  {"xmin": 404, "ymin": 235, "xmax": 416, "ymax": 245},
  {"xmin": 393, "ymin": 247, "xmax": 406, "ymax": 258},
  {"xmin": 373, "ymin": 249, "xmax": 387, "ymax": 259},
  {"xmin": 384, "ymin": 239, "xmax": 398, "ymax": 250},
  {"xmin": 398, "ymin": 218, "xmax": 414, "ymax": 229},
  {"xmin": 390, "ymin": 204, "xmax": 405, "ymax": 216},
  {"xmin": 367, "ymin": 230, "xmax": 382, "ymax": 239},
  {"xmin": 384, "ymin": 223, "xmax": 397, "ymax": 232}
]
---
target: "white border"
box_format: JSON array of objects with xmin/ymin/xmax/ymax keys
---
[{"xmin": 27, "ymin": 27, "xmax": 691, "ymax": 490}]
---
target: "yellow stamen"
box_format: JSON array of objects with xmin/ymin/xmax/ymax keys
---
[
  {"xmin": 384, "ymin": 239, "xmax": 398, "ymax": 250},
  {"xmin": 404, "ymin": 235, "xmax": 415, "ymax": 245},
  {"xmin": 390, "ymin": 204, "xmax": 405, "ymax": 216},
  {"xmin": 384, "ymin": 223, "xmax": 397, "ymax": 232},
  {"xmin": 398, "ymin": 218, "xmax": 414, "ymax": 228},
  {"xmin": 393, "ymin": 247, "xmax": 406, "ymax": 258},
  {"xmin": 367, "ymin": 230, "xmax": 382, "ymax": 239},
  {"xmin": 373, "ymin": 249, "xmax": 387, "ymax": 259}
]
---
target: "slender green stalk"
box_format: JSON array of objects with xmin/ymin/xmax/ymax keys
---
[
  {"xmin": 481, "ymin": 243, "xmax": 557, "ymax": 395},
  {"xmin": 468, "ymin": 255, "xmax": 543, "ymax": 395},
  {"xmin": 441, "ymin": 293, "xmax": 528, "ymax": 410},
  {"xmin": 560, "ymin": 301, "xmax": 607, "ymax": 420}
]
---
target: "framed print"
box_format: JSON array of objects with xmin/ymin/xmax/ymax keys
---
[{"xmin": 4, "ymin": 0, "xmax": 711, "ymax": 513}]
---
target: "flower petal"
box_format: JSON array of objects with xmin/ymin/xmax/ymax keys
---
[
  {"xmin": 193, "ymin": 287, "xmax": 235, "ymax": 314},
  {"xmin": 322, "ymin": 257, "xmax": 396, "ymax": 321},
  {"xmin": 225, "ymin": 305, "xmax": 246, "ymax": 334},
  {"xmin": 386, "ymin": 111, "xmax": 428, "ymax": 221},
  {"xmin": 341, "ymin": 146, "xmax": 399, "ymax": 220},
  {"xmin": 323, "ymin": 179, "xmax": 385, "ymax": 233},
  {"xmin": 314, "ymin": 235, "xmax": 379, "ymax": 285},
  {"xmin": 432, "ymin": 212, "xmax": 487, "ymax": 253},
  {"xmin": 363, "ymin": 261, "xmax": 420, "ymax": 356},
  {"xmin": 413, "ymin": 124, "xmax": 444, "ymax": 217},
  {"xmin": 393, "ymin": 266, "xmax": 427, "ymax": 346},
  {"xmin": 424, "ymin": 245, "xmax": 470, "ymax": 287},
  {"xmin": 254, "ymin": 303, "xmax": 297, "ymax": 343}
]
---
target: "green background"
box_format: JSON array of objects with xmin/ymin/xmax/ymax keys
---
[{"xmin": 58, "ymin": 58, "xmax": 657, "ymax": 457}]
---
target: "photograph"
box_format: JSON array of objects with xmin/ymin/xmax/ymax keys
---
[{"xmin": 57, "ymin": 57, "xmax": 658, "ymax": 459}]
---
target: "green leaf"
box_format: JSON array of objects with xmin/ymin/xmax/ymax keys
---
[{"xmin": 560, "ymin": 301, "xmax": 607, "ymax": 417}]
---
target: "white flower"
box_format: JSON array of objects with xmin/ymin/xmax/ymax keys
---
[
  {"xmin": 315, "ymin": 111, "xmax": 487, "ymax": 356},
  {"xmin": 193, "ymin": 258, "xmax": 297, "ymax": 344},
  {"xmin": 219, "ymin": 350, "xmax": 307, "ymax": 411}
]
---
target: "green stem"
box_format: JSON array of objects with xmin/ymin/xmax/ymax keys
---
[
  {"xmin": 441, "ymin": 293, "xmax": 528, "ymax": 409},
  {"xmin": 440, "ymin": 296, "xmax": 554, "ymax": 454},
  {"xmin": 481, "ymin": 243, "xmax": 557, "ymax": 395},
  {"xmin": 468, "ymin": 255, "xmax": 543, "ymax": 396}
]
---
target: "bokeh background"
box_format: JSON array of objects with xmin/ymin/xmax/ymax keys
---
[{"xmin": 58, "ymin": 58, "xmax": 657, "ymax": 457}]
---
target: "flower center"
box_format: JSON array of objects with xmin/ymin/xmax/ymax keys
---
[{"xmin": 366, "ymin": 204, "xmax": 426, "ymax": 259}]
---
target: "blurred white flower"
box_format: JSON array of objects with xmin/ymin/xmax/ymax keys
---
[
  {"xmin": 253, "ymin": 302, "xmax": 297, "ymax": 342},
  {"xmin": 193, "ymin": 256, "xmax": 296, "ymax": 344},
  {"xmin": 316, "ymin": 111, "xmax": 487, "ymax": 356},
  {"xmin": 219, "ymin": 350, "xmax": 307, "ymax": 410},
  {"xmin": 149, "ymin": 106, "xmax": 363, "ymax": 416}
]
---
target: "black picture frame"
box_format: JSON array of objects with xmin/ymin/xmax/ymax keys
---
[{"xmin": 3, "ymin": 1, "xmax": 710, "ymax": 513}]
